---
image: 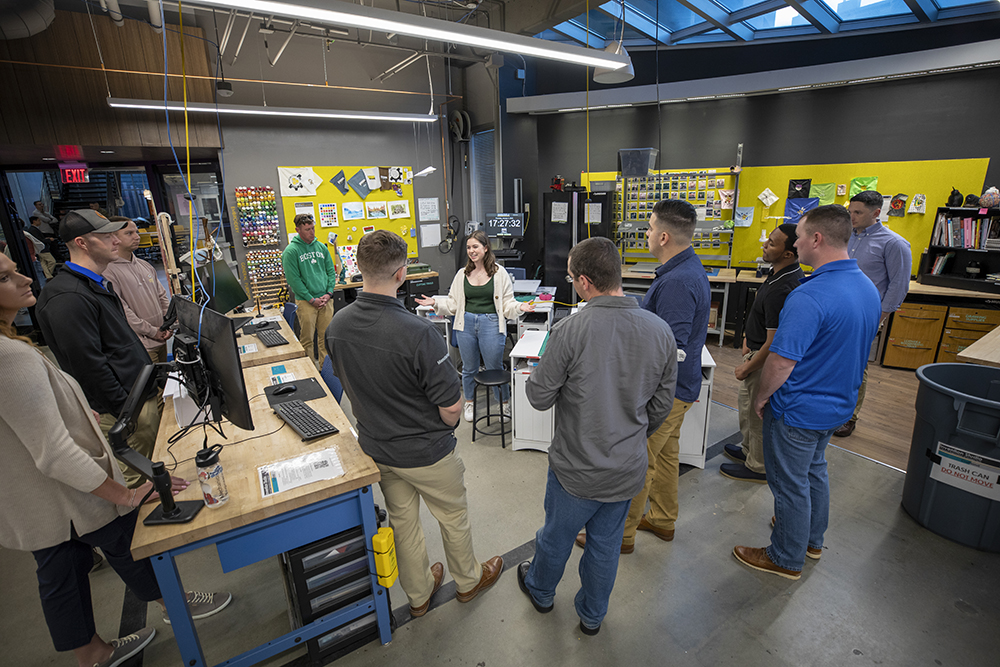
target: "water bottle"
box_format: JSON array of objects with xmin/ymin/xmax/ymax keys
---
[{"xmin": 195, "ymin": 444, "xmax": 229, "ymax": 508}]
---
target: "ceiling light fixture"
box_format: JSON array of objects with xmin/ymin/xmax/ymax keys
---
[
  {"xmin": 593, "ymin": 2, "xmax": 634, "ymax": 85},
  {"xmin": 187, "ymin": 0, "xmax": 629, "ymax": 70},
  {"xmin": 100, "ymin": 150, "xmax": 116, "ymax": 154},
  {"xmin": 42, "ymin": 157, "xmax": 56, "ymax": 160},
  {"xmin": 107, "ymin": 97, "xmax": 437, "ymax": 123}
]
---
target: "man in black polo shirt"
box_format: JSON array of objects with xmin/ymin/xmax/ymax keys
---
[
  {"xmin": 722, "ymin": 223, "xmax": 803, "ymax": 483},
  {"xmin": 325, "ymin": 230, "xmax": 503, "ymax": 619}
]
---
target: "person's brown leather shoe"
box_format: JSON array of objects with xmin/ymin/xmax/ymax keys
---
[
  {"xmin": 409, "ymin": 562, "xmax": 444, "ymax": 617},
  {"xmin": 833, "ymin": 420, "xmax": 856, "ymax": 437},
  {"xmin": 456, "ymin": 556, "xmax": 503, "ymax": 603},
  {"xmin": 574, "ymin": 531, "xmax": 634, "ymax": 554},
  {"xmin": 637, "ymin": 515, "xmax": 674, "ymax": 541},
  {"xmin": 806, "ymin": 546, "xmax": 822, "ymax": 560},
  {"xmin": 733, "ymin": 546, "xmax": 801, "ymax": 580}
]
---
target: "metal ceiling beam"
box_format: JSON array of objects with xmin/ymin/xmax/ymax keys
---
[
  {"xmin": 675, "ymin": 0, "xmax": 755, "ymax": 41},
  {"xmin": 730, "ymin": 0, "xmax": 788, "ymax": 23},
  {"xmin": 901, "ymin": 0, "xmax": 939, "ymax": 22},
  {"xmin": 784, "ymin": 0, "xmax": 841, "ymax": 34},
  {"xmin": 597, "ymin": 1, "xmax": 670, "ymax": 44},
  {"xmin": 551, "ymin": 19, "xmax": 608, "ymax": 48}
]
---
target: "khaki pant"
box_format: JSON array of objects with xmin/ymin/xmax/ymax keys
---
[
  {"xmin": 147, "ymin": 345, "xmax": 167, "ymax": 364},
  {"xmin": 376, "ymin": 451, "xmax": 481, "ymax": 608},
  {"xmin": 296, "ymin": 299, "xmax": 335, "ymax": 369},
  {"xmin": 99, "ymin": 395, "xmax": 163, "ymax": 488},
  {"xmin": 851, "ymin": 365, "xmax": 869, "ymax": 422},
  {"xmin": 737, "ymin": 350, "xmax": 766, "ymax": 474},
  {"xmin": 38, "ymin": 252, "xmax": 56, "ymax": 279},
  {"xmin": 623, "ymin": 398, "xmax": 693, "ymax": 542}
]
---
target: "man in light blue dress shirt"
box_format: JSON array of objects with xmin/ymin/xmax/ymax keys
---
[{"xmin": 834, "ymin": 190, "xmax": 912, "ymax": 437}]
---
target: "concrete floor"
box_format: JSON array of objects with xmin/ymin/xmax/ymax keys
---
[{"xmin": 4, "ymin": 397, "xmax": 999, "ymax": 667}]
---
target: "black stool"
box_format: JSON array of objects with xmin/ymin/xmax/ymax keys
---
[{"xmin": 472, "ymin": 369, "xmax": 511, "ymax": 449}]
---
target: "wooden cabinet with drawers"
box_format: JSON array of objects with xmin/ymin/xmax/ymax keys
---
[
  {"xmin": 937, "ymin": 307, "xmax": 1000, "ymax": 363},
  {"xmin": 883, "ymin": 303, "xmax": 948, "ymax": 369}
]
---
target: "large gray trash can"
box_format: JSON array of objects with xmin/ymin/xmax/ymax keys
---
[{"xmin": 902, "ymin": 363, "xmax": 1000, "ymax": 551}]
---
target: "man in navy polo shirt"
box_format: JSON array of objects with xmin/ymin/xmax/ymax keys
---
[
  {"xmin": 598, "ymin": 199, "xmax": 708, "ymax": 552},
  {"xmin": 734, "ymin": 205, "xmax": 880, "ymax": 580}
]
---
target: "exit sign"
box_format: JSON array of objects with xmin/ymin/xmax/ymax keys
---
[{"xmin": 59, "ymin": 163, "xmax": 89, "ymax": 184}]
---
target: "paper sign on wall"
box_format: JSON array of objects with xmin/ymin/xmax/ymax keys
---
[
  {"xmin": 277, "ymin": 167, "xmax": 321, "ymax": 196},
  {"xmin": 318, "ymin": 203, "xmax": 338, "ymax": 228},
  {"xmin": 293, "ymin": 201, "xmax": 316, "ymax": 221},
  {"xmin": 418, "ymin": 197, "xmax": 440, "ymax": 222},
  {"xmin": 551, "ymin": 201, "xmax": 569, "ymax": 223},
  {"xmin": 585, "ymin": 202, "xmax": 602, "ymax": 224},
  {"xmin": 420, "ymin": 224, "xmax": 441, "ymax": 248}
]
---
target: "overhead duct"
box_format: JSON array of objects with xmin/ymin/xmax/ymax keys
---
[
  {"xmin": 0, "ymin": 0, "xmax": 55, "ymax": 40},
  {"xmin": 148, "ymin": 1, "xmax": 163, "ymax": 33},
  {"xmin": 103, "ymin": 0, "xmax": 125, "ymax": 27}
]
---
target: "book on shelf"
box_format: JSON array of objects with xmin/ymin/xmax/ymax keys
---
[{"xmin": 931, "ymin": 252, "xmax": 955, "ymax": 275}]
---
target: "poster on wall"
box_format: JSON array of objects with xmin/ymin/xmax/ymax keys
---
[
  {"xmin": 347, "ymin": 170, "xmax": 371, "ymax": 199},
  {"xmin": 418, "ymin": 197, "xmax": 440, "ymax": 222},
  {"xmin": 339, "ymin": 245, "xmax": 359, "ymax": 277},
  {"xmin": 343, "ymin": 202, "xmax": 365, "ymax": 221},
  {"xmin": 277, "ymin": 168, "xmax": 321, "ymax": 196},
  {"xmin": 366, "ymin": 201, "xmax": 388, "ymax": 219},
  {"xmin": 388, "ymin": 200, "xmax": 410, "ymax": 219},
  {"xmin": 318, "ymin": 203, "xmax": 339, "ymax": 228},
  {"xmin": 293, "ymin": 201, "xmax": 316, "ymax": 221}
]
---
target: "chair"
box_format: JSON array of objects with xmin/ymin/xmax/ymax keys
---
[
  {"xmin": 282, "ymin": 302, "xmax": 297, "ymax": 329},
  {"xmin": 471, "ymin": 369, "xmax": 511, "ymax": 449},
  {"xmin": 319, "ymin": 356, "xmax": 344, "ymax": 403}
]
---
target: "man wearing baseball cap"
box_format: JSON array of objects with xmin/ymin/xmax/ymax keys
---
[{"xmin": 36, "ymin": 210, "xmax": 162, "ymax": 488}]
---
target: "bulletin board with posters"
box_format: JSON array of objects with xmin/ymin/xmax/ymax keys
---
[{"xmin": 275, "ymin": 166, "xmax": 419, "ymax": 270}]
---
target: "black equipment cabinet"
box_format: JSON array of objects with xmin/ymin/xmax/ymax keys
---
[{"xmin": 542, "ymin": 191, "xmax": 611, "ymax": 304}]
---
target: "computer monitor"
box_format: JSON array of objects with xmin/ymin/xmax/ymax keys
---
[
  {"xmin": 173, "ymin": 297, "xmax": 254, "ymax": 431},
  {"xmin": 193, "ymin": 260, "xmax": 250, "ymax": 314},
  {"xmin": 485, "ymin": 213, "xmax": 524, "ymax": 239}
]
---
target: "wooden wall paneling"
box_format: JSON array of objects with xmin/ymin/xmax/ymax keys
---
[
  {"xmin": 56, "ymin": 13, "xmax": 112, "ymax": 146},
  {"xmin": 136, "ymin": 23, "xmax": 171, "ymax": 146},
  {"xmin": 3, "ymin": 39, "xmax": 58, "ymax": 145},
  {"xmin": 94, "ymin": 18, "xmax": 142, "ymax": 147},
  {"xmin": 25, "ymin": 16, "xmax": 83, "ymax": 146},
  {"xmin": 181, "ymin": 25, "xmax": 218, "ymax": 148},
  {"xmin": 0, "ymin": 42, "xmax": 31, "ymax": 144}
]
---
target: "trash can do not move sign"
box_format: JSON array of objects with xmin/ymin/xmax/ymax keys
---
[{"xmin": 902, "ymin": 363, "xmax": 1000, "ymax": 552}]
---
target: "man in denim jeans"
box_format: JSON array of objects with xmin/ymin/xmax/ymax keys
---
[
  {"xmin": 734, "ymin": 205, "xmax": 880, "ymax": 580},
  {"xmin": 516, "ymin": 237, "xmax": 677, "ymax": 635}
]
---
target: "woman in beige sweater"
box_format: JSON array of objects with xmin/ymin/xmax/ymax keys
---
[
  {"xmin": 0, "ymin": 254, "xmax": 225, "ymax": 667},
  {"xmin": 416, "ymin": 230, "xmax": 534, "ymax": 422}
]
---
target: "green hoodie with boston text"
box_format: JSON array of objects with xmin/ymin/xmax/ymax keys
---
[{"xmin": 281, "ymin": 235, "xmax": 337, "ymax": 301}]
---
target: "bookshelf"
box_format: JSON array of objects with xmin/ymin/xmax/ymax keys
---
[{"xmin": 917, "ymin": 207, "xmax": 1000, "ymax": 294}]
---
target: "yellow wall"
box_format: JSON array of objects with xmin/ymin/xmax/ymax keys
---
[
  {"xmin": 584, "ymin": 158, "xmax": 990, "ymax": 274},
  {"xmin": 732, "ymin": 158, "xmax": 989, "ymax": 274},
  {"xmin": 278, "ymin": 166, "xmax": 418, "ymax": 259}
]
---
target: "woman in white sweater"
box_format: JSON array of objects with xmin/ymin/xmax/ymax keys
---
[
  {"xmin": 416, "ymin": 231, "xmax": 533, "ymax": 421},
  {"xmin": 0, "ymin": 253, "xmax": 226, "ymax": 667}
]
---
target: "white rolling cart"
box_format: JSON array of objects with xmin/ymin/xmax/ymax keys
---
[
  {"xmin": 509, "ymin": 330, "xmax": 553, "ymax": 452},
  {"xmin": 678, "ymin": 346, "xmax": 716, "ymax": 468}
]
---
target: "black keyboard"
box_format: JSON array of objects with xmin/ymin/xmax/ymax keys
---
[
  {"xmin": 273, "ymin": 400, "xmax": 340, "ymax": 441},
  {"xmin": 257, "ymin": 329, "xmax": 289, "ymax": 347}
]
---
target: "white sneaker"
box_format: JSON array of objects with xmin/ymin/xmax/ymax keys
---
[
  {"xmin": 163, "ymin": 591, "xmax": 233, "ymax": 625},
  {"xmin": 502, "ymin": 402, "xmax": 511, "ymax": 417},
  {"xmin": 463, "ymin": 402, "xmax": 474, "ymax": 422}
]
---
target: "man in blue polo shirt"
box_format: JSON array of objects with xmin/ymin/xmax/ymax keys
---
[
  {"xmin": 580, "ymin": 199, "xmax": 708, "ymax": 552},
  {"xmin": 734, "ymin": 204, "xmax": 880, "ymax": 580}
]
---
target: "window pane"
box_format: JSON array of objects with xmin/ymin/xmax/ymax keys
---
[
  {"xmin": 716, "ymin": 0, "xmax": 777, "ymax": 10},
  {"xmin": 821, "ymin": 0, "xmax": 914, "ymax": 19},
  {"xmin": 470, "ymin": 130, "xmax": 497, "ymax": 225},
  {"xmin": 628, "ymin": 0, "xmax": 705, "ymax": 32},
  {"xmin": 745, "ymin": 6, "xmax": 811, "ymax": 28}
]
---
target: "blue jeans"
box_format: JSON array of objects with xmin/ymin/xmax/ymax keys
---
[
  {"xmin": 762, "ymin": 406, "xmax": 835, "ymax": 571},
  {"xmin": 455, "ymin": 311, "xmax": 509, "ymax": 402},
  {"xmin": 523, "ymin": 469, "xmax": 631, "ymax": 630}
]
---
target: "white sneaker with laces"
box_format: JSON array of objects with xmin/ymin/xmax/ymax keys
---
[
  {"xmin": 163, "ymin": 590, "xmax": 233, "ymax": 625},
  {"xmin": 502, "ymin": 401, "xmax": 511, "ymax": 417},
  {"xmin": 463, "ymin": 402, "xmax": 474, "ymax": 422},
  {"xmin": 93, "ymin": 627, "xmax": 156, "ymax": 667}
]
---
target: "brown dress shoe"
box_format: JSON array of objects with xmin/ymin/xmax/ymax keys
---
[
  {"xmin": 833, "ymin": 420, "xmax": 856, "ymax": 437},
  {"xmin": 806, "ymin": 546, "xmax": 822, "ymax": 560},
  {"xmin": 637, "ymin": 515, "xmax": 674, "ymax": 541},
  {"xmin": 732, "ymin": 546, "xmax": 801, "ymax": 580},
  {"xmin": 409, "ymin": 562, "xmax": 444, "ymax": 617},
  {"xmin": 574, "ymin": 531, "xmax": 634, "ymax": 554},
  {"xmin": 456, "ymin": 555, "xmax": 503, "ymax": 603}
]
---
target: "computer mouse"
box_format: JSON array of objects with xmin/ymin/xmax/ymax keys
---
[{"xmin": 274, "ymin": 385, "xmax": 297, "ymax": 396}]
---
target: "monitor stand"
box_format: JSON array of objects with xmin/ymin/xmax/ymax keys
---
[{"xmin": 142, "ymin": 461, "xmax": 204, "ymax": 526}]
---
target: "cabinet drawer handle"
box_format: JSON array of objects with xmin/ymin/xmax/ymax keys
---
[
  {"xmin": 947, "ymin": 335, "xmax": 981, "ymax": 342},
  {"xmin": 891, "ymin": 343, "xmax": 931, "ymax": 351},
  {"xmin": 898, "ymin": 315, "xmax": 939, "ymax": 321}
]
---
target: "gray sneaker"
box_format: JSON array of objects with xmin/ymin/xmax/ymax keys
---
[
  {"xmin": 93, "ymin": 627, "xmax": 155, "ymax": 667},
  {"xmin": 163, "ymin": 591, "xmax": 233, "ymax": 625}
]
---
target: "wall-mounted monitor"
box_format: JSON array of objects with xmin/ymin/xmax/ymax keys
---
[{"xmin": 485, "ymin": 213, "xmax": 524, "ymax": 238}]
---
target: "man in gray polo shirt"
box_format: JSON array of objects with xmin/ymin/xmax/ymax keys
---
[
  {"xmin": 325, "ymin": 230, "xmax": 502, "ymax": 619},
  {"xmin": 516, "ymin": 237, "xmax": 677, "ymax": 636}
]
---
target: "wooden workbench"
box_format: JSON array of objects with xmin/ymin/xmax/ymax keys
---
[
  {"xmin": 237, "ymin": 314, "xmax": 306, "ymax": 368},
  {"xmin": 957, "ymin": 325, "xmax": 1000, "ymax": 367},
  {"xmin": 131, "ymin": 356, "xmax": 379, "ymax": 560}
]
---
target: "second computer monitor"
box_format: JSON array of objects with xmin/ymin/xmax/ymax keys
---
[{"xmin": 485, "ymin": 213, "xmax": 524, "ymax": 239}]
